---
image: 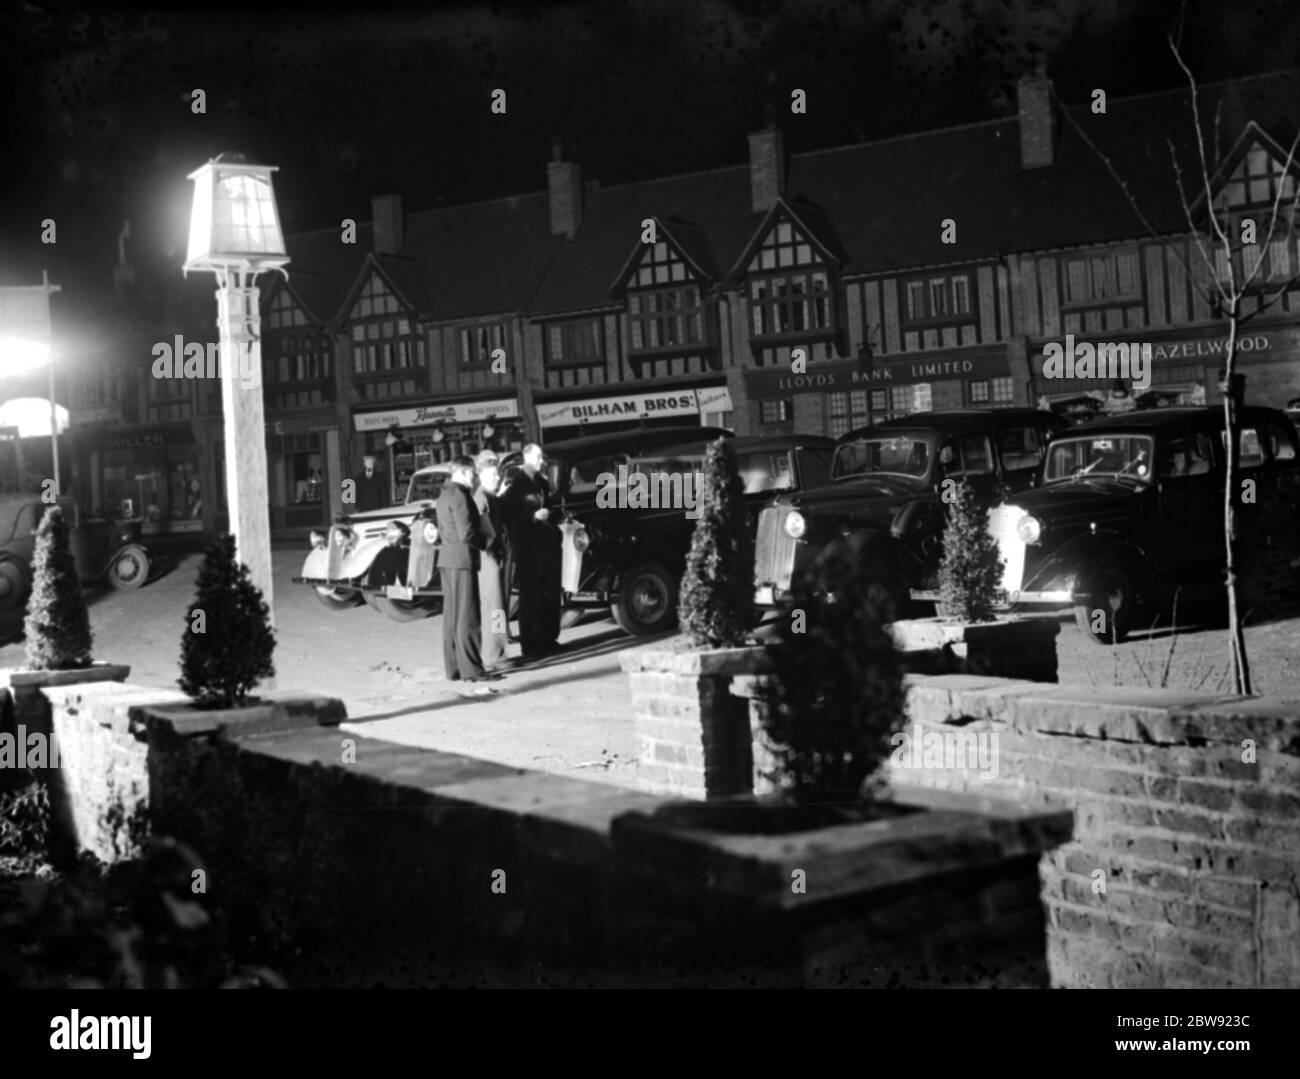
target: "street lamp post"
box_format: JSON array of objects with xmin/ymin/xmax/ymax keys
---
[{"xmin": 184, "ymin": 153, "xmax": 289, "ymax": 624}]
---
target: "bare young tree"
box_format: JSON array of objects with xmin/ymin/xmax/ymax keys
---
[{"xmin": 1056, "ymin": 34, "xmax": 1300, "ymax": 696}]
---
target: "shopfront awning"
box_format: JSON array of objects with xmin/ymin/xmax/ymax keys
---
[{"xmin": 353, "ymin": 397, "xmax": 519, "ymax": 432}]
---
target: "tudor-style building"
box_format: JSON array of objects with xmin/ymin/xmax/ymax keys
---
[{"xmin": 63, "ymin": 66, "xmax": 1300, "ymax": 543}]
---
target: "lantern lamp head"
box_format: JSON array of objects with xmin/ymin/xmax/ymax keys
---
[{"xmin": 184, "ymin": 153, "xmax": 290, "ymax": 276}]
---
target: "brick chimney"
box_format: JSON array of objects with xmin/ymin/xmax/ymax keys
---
[
  {"xmin": 372, "ymin": 193, "xmax": 404, "ymax": 255},
  {"xmin": 1017, "ymin": 61, "xmax": 1056, "ymax": 170},
  {"xmin": 548, "ymin": 138, "xmax": 583, "ymax": 239},
  {"xmin": 748, "ymin": 116, "xmax": 785, "ymax": 215}
]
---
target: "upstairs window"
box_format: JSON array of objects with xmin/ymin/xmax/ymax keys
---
[
  {"xmin": 546, "ymin": 318, "xmax": 605, "ymax": 367},
  {"xmin": 747, "ymin": 218, "xmax": 837, "ymax": 341},
  {"xmin": 903, "ymin": 273, "xmax": 973, "ymax": 323},
  {"xmin": 460, "ymin": 323, "xmax": 508, "ymax": 365},
  {"xmin": 1063, "ymin": 247, "xmax": 1141, "ymax": 305}
]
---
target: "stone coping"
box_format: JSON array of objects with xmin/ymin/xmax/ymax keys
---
[
  {"xmin": 4, "ymin": 663, "xmax": 131, "ymax": 689},
  {"xmin": 132, "ymin": 694, "xmax": 347, "ymax": 738},
  {"xmin": 611, "ymin": 783, "xmax": 1073, "ymax": 910},
  {"xmin": 889, "ymin": 616, "xmax": 1060, "ymax": 651},
  {"xmin": 619, "ymin": 639, "xmax": 772, "ymax": 676}
]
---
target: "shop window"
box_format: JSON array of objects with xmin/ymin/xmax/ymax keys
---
[
  {"xmin": 827, "ymin": 390, "xmax": 869, "ymax": 438},
  {"xmin": 282, "ymin": 433, "xmax": 324, "ymax": 505},
  {"xmin": 870, "ymin": 383, "xmax": 931, "ymax": 420},
  {"xmin": 968, "ymin": 379, "xmax": 990, "ymax": 405},
  {"xmin": 759, "ymin": 400, "xmax": 792, "ymax": 424},
  {"xmin": 700, "ymin": 409, "xmax": 734, "ymax": 430}
]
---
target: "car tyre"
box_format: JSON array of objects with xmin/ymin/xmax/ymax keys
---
[
  {"xmin": 0, "ymin": 557, "xmax": 30, "ymax": 611},
  {"xmin": 314, "ymin": 585, "xmax": 365, "ymax": 611},
  {"xmin": 1075, "ymin": 559, "xmax": 1136, "ymax": 645},
  {"xmin": 364, "ymin": 592, "xmax": 442, "ymax": 622},
  {"xmin": 611, "ymin": 561, "xmax": 678, "ymax": 636},
  {"xmin": 107, "ymin": 545, "xmax": 149, "ymax": 590}
]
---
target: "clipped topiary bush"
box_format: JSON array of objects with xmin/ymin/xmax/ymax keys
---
[
  {"xmin": 758, "ymin": 548, "xmax": 907, "ymax": 804},
  {"xmin": 936, "ymin": 480, "xmax": 1005, "ymax": 624},
  {"xmin": 179, "ymin": 535, "xmax": 275, "ymax": 709},
  {"xmin": 678, "ymin": 437, "xmax": 755, "ymax": 648},
  {"xmin": 24, "ymin": 504, "xmax": 93, "ymax": 671}
]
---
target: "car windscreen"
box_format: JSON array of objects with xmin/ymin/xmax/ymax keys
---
[
  {"xmin": 406, "ymin": 471, "xmax": 448, "ymax": 503},
  {"xmin": 1043, "ymin": 435, "xmax": 1156, "ymax": 483},
  {"xmin": 831, "ymin": 436, "xmax": 930, "ymax": 480},
  {"xmin": 737, "ymin": 450, "xmax": 796, "ymax": 493}
]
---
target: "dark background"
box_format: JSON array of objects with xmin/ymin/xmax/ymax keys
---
[{"xmin": 2, "ymin": 0, "xmax": 1298, "ymax": 301}]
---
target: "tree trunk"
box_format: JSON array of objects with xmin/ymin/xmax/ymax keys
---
[{"xmin": 1221, "ymin": 311, "xmax": 1252, "ymax": 695}]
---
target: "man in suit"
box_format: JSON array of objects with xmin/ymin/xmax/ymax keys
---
[
  {"xmin": 500, "ymin": 442, "xmax": 562, "ymax": 660},
  {"xmin": 352, "ymin": 454, "xmax": 390, "ymax": 512},
  {"xmin": 435, "ymin": 456, "xmax": 496, "ymax": 694},
  {"xmin": 473, "ymin": 450, "xmax": 511, "ymax": 670}
]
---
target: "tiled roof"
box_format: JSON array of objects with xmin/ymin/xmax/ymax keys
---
[{"xmin": 528, "ymin": 68, "xmax": 1299, "ymax": 315}]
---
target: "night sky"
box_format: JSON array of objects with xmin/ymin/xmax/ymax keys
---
[{"xmin": 2, "ymin": 0, "xmax": 1298, "ymax": 303}]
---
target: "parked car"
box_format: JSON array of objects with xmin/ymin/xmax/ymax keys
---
[
  {"xmin": 292, "ymin": 463, "xmax": 452, "ymax": 622},
  {"xmin": 752, "ymin": 409, "xmax": 1068, "ymax": 615},
  {"xmin": 0, "ymin": 497, "xmax": 151, "ymax": 616},
  {"xmin": 547, "ymin": 431, "xmax": 835, "ymax": 635},
  {"xmin": 988, "ymin": 406, "xmax": 1300, "ymax": 644}
]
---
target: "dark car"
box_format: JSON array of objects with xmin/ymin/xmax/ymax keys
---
[
  {"xmin": 752, "ymin": 409, "xmax": 1068, "ymax": 614},
  {"xmin": 0, "ymin": 496, "xmax": 151, "ymax": 626},
  {"xmin": 536, "ymin": 427, "xmax": 830, "ymax": 636},
  {"xmin": 989, "ymin": 406, "xmax": 1300, "ymax": 644}
]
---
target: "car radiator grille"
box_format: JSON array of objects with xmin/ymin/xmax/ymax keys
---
[
  {"xmin": 988, "ymin": 503, "xmax": 1026, "ymax": 597},
  {"xmin": 755, "ymin": 506, "xmax": 797, "ymax": 592}
]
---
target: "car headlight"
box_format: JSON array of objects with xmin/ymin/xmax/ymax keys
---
[
  {"xmin": 333, "ymin": 528, "xmax": 352, "ymax": 549},
  {"xmin": 310, "ymin": 531, "xmax": 327, "ymax": 550},
  {"xmin": 1017, "ymin": 515, "xmax": 1042, "ymax": 545},
  {"xmin": 784, "ymin": 510, "xmax": 807, "ymax": 539},
  {"xmin": 384, "ymin": 521, "xmax": 409, "ymax": 546},
  {"xmin": 422, "ymin": 522, "xmax": 439, "ymax": 544},
  {"xmin": 572, "ymin": 527, "xmax": 590, "ymax": 553},
  {"xmin": 118, "ymin": 531, "xmax": 132, "ymax": 543}
]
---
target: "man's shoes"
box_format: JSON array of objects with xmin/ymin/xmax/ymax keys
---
[{"xmin": 458, "ymin": 684, "xmax": 495, "ymax": 698}]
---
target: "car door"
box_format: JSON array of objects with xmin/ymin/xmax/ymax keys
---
[
  {"xmin": 938, "ymin": 432, "xmax": 1002, "ymax": 506},
  {"xmin": 1156, "ymin": 429, "xmax": 1221, "ymax": 578},
  {"xmin": 993, "ymin": 423, "xmax": 1048, "ymax": 494}
]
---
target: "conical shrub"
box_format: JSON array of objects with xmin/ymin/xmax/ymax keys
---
[
  {"xmin": 179, "ymin": 535, "xmax": 275, "ymax": 709},
  {"xmin": 678, "ymin": 437, "xmax": 755, "ymax": 648},
  {"xmin": 24, "ymin": 505, "xmax": 93, "ymax": 670},
  {"xmin": 936, "ymin": 480, "xmax": 1004, "ymax": 623}
]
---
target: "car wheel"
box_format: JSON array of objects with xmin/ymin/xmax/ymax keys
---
[
  {"xmin": 364, "ymin": 592, "xmax": 442, "ymax": 622},
  {"xmin": 0, "ymin": 558, "xmax": 30, "ymax": 611},
  {"xmin": 612, "ymin": 561, "xmax": 678, "ymax": 636},
  {"xmin": 107, "ymin": 545, "xmax": 149, "ymax": 590},
  {"xmin": 1074, "ymin": 560, "xmax": 1136, "ymax": 645},
  {"xmin": 314, "ymin": 585, "xmax": 365, "ymax": 611}
]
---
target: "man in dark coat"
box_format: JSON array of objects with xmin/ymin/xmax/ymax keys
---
[
  {"xmin": 435, "ymin": 456, "xmax": 495, "ymax": 693},
  {"xmin": 499, "ymin": 442, "xmax": 562, "ymax": 660},
  {"xmin": 351, "ymin": 454, "xmax": 390, "ymax": 512}
]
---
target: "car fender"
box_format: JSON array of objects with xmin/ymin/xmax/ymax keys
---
[
  {"xmin": 1023, "ymin": 532, "xmax": 1153, "ymax": 597},
  {"xmin": 300, "ymin": 546, "xmax": 331, "ymax": 580}
]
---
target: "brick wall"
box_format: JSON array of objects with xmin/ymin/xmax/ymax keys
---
[{"xmin": 887, "ymin": 675, "xmax": 1300, "ymax": 988}]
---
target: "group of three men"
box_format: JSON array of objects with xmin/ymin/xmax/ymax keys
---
[{"xmin": 434, "ymin": 443, "xmax": 563, "ymax": 695}]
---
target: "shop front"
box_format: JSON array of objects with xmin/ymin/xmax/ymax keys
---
[
  {"xmin": 266, "ymin": 413, "xmax": 342, "ymax": 535},
  {"xmin": 353, "ymin": 395, "xmax": 522, "ymax": 504},
  {"xmin": 536, "ymin": 384, "xmax": 733, "ymax": 443},
  {"xmin": 1030, "ymin": 324, "xmax": 1300, "ymax": 420},
  {"xmin": 743, "ymin": 346, "xmax": 1014, "ymax": 436},
  {"xmin": 71, "ymin": 422, "xmax": 204, "ymax": 536}
]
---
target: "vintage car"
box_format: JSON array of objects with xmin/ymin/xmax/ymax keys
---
[
  {"xmin": 0, "ymin": 496, "xmax": 151, "ymax": 616},
  {"xmin": 293, "ymin": 463, "xmax": 452, "ymax": 622},
  {"xmin": 987, "ymin": 406, "xmax": 1300, "ymax": 644},
  {"xmin": 546, "ymin": 431, "xmax": 834, "ymax": 635},
  {"xmin": 752, "ymin": 409, "xmax": 1068, "ymax": 615}
]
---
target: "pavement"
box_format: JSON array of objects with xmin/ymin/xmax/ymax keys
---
[
  {"xmin": 0, "ymin": 548, "xmax": 653, "ymax": 791},
  {"xmin": 2, "ymin": 547, "xmax": 1295, "ymax": 793}
]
